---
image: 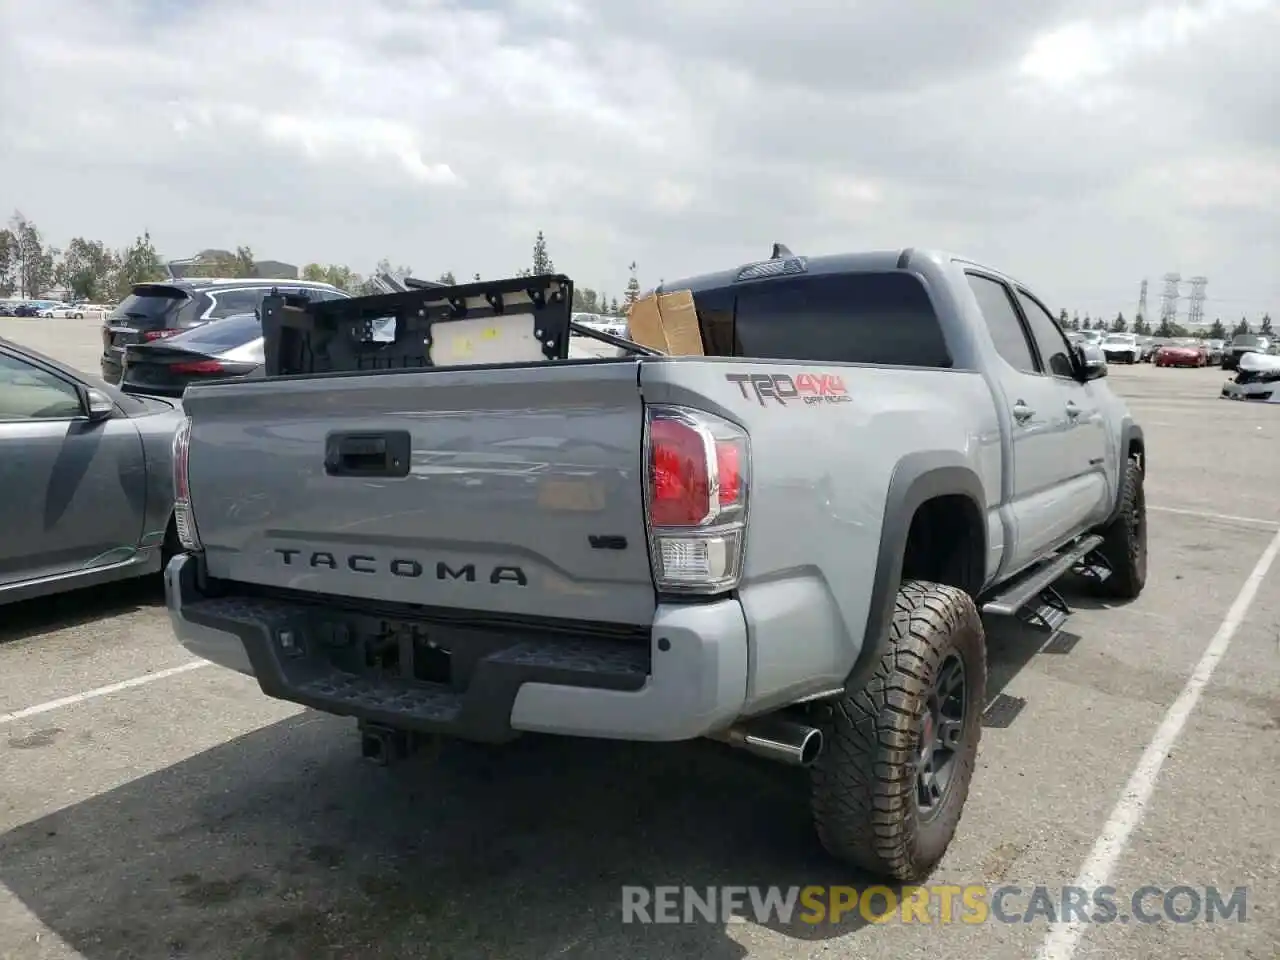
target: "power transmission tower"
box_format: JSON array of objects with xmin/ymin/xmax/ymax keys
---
[
  {"xmin": 1158, "ymin": 272, "xmax": 1181, "ymax": 329},
  {"xmin": 1136, "ymin": 279, "xmax": 1148, "ymax": 327},
  {"xmin": 1187, "ymin": 276, "xmax": 1208, "ymax": 328}
]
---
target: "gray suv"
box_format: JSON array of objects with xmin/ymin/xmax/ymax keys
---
[{"xmin": 100, "ymin": 277, "xmax": 348, "ymax": 383}]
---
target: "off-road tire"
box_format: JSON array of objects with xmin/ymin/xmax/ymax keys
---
[
  {"xmin": 808, "ymin": 580, "xmax": 985, "ymax": 882},
  {"xmin": 1093, "ymin": 457, "xmax": 1147, "ymax": 600}
]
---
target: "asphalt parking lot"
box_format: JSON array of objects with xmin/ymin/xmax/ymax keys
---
[{"xmin": 1, "ymin": 315, "xmax": 1277, "ymax": 960}]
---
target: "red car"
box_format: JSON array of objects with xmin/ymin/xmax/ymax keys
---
[{"xmin": 1154, "ymin": 341, "xmax": 1207, "ymax": 367}]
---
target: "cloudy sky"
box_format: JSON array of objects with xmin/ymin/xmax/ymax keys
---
[{"xmin": 1, "ymin": 0, "xmax": 1276, "ymax": 320}]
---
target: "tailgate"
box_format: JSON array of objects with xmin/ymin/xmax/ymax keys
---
[{"xmin": 182, "ymin": 360, "xmax": 657, "ymax": 624}]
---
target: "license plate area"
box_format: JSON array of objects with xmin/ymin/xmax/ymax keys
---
[{"xmin": 126, "ymin": 365, "xmax": 158, "ymax": 383}]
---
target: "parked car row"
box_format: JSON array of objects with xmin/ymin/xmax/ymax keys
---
[
  {"xmin": 0, "ymin": 279, "xmax": 358, "ymax": 606},
  {"xmin": 99, "ymin": 276, "xmax": 349, "ymax": 386},
  {"xmin": 1065, "ymin": 330, "xmax": 1275, "ymax": 369},
  {"xmin": 0, "ymin": 299, "xmax": 114, "ymax": 319},
  {"xmin": 570, "ymin": 311, "xmax": 627, "ymax": 338},
  {"xmin": 0, "ymin": 335, "xmax": 184, "ymax": 606}
]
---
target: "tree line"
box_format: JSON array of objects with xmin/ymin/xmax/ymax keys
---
[
  {"xmin": 6, "ymin": 211, "xmax": 1268, "ymax": 335},
  {"xmin": 0, "ymin": 214, "xmax": 643, "ymax": 317},
  {"xmin": 0, "ymin": 211, "xmax": 172, "ymax": 304},
  {"xmin": 1057, "ymin": 307, "xmax": 1274, "ymax": 340},
  {"xmin": 303, "ymin": 231, "xmax": 645, "ymax": 316}
]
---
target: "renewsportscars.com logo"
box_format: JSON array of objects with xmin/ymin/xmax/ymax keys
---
[{"xmin": 620, "ymin": 884, "xmax": 1249, "ymax": 926}]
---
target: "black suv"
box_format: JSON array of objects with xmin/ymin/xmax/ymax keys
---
[
  {"xmin": 100, "ymin": 277, "xmax": 348, "ymax": 383},
  {"xmin": 1221, "ymin": 334, "xmax": 1272, "ymax": 371}
]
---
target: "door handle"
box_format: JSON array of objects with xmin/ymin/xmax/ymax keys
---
[
  {"xmin": 325, "ymin": 431, "xmax": 411, "ymax": 477},
  {"xmin": 1011, "ymin": 401, "xmax": 1034, "ymax": 423},
  {"xmin": 1065, "ymin": 401, "xmax": 1081, "ymax": 419}
]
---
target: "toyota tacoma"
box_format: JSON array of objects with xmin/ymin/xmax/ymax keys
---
[{"xmin": 163, "ymin": 248, "xmax": 1147, "ymax": 882}]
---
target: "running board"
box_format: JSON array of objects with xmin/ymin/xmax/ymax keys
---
[
  {"xmin": 1072, "ymin": 548, "xmax": 1113, "ymax": 583},
  {"xmin": 1018, "ymin": 586, "xmax": 1070, "ymax": 634},
  {"xmin": 981, "ymin": 535, "xmax": 1104, "ymax": 617}
]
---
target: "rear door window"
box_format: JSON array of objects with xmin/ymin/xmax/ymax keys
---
[
  {"xmin": 967, "ymin": 274, "xmax": 1037, "ymax": 374},
  {"xmin": 729, "ymin": 272, "xmax": 951, "ymax": 366},
  {"xmin": 206, "ymin": 288, "xmax": 267, "ymax": 319}
]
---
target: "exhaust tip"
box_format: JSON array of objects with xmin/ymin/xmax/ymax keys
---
[
  {"xmin": 797, "ymin": 728, "xmax": 823, "ymax": 766},
  {"xmin": 711, "ymin": 717, "xmax": 825, "ymax": 767}
]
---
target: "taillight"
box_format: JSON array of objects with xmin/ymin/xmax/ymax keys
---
[
  {"xmin": 171, "ymin": 416, "xmax": 203, "ymax": 551},
  {"xmin": 171, "ymin": 359, "xmax": 224, "ymax": 374},
  {"xmin": 644, "ymin": 405, "xmax": 749, "ymax": 595},
  {"xmin": 145, "ymin": 329, "xmax": 181, "ymax": 341}
]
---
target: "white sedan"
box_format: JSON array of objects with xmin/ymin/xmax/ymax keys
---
[{"xmin": 42, "ymin": 304, "xmax": 88, "ymax": 319}]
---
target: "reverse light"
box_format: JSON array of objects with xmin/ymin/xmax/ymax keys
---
[
  {"xmin": 644, "ymin": 405, "xmax": 749, "ymax": 595},
  {"xmin": 171, "ymin": 416, "xmax": 203, "ymax": 551}
]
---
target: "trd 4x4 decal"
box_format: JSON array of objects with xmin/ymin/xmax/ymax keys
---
[{"xmin": 725, "ymin": 372, "xmax": 852, "ymax": 407}]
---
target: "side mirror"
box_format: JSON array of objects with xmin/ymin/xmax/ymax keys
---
[
  {"xmin": 83, "ymin": 387, "xmax": 115, "ymax": 421},
  {"xmin": 1076, "ymin": 344, "xmax": 1108, "ymax": 381}
]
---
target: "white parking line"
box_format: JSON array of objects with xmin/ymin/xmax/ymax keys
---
[
  {"xmin": 1149, "ymin": 504, "xmax": 1280, "ymax": 527},
  {"xmin": 1035, "ymin": 525, "xmax": 1280, "ymax": 960},
  {"xmin": 0, "ymin": 661, "xmax": 208, "ymax": 726}
]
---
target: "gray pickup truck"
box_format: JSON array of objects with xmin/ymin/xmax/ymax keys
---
[{"xmin": 164, "ymin": 249, "xmax": 1147, "ymax": 882}]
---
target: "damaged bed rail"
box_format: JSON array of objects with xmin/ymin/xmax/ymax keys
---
[
  {"xmin": 259, "ymin": 273, "xmax": 660, "ymax": 377},
  {"xmin": 259, "ymin": 274, "xmax": 577, "ymax": 377}
]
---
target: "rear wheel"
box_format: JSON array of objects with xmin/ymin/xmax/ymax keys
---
[
  {"xmin": 808, "ymin": 580, "xmax": 985, "ymax": 882},
  {"xmin": 1094, "ymin": 458, "xmax": 1147, "ymax": 600}
]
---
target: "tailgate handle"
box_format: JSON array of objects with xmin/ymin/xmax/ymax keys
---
[{"xmin": 325, "ymin": 431, "xmax": 411, "ymax": 478}]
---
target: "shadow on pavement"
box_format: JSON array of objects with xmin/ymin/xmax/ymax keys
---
[
  {"xmin": 0, "ymin": 570, "xmax": 1114, "ymax": 956},
  {"xmin": 980, "ymin": 574, "xmax": 1123, "ymax": 720},
  {"xmin": 0, "ymin": 576, "xmax": 163, "ymax": 646},
  {"xmin": 0, "ymin": 715, "xmax": 886, "ymax": 959}
]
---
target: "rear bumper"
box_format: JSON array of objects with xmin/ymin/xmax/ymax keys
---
[
  {"xmin": 165, "ymin": 554, "xmax": 748, "ymax": 743},
  {"xmin": 100, "ymin": 354, "xmax": 123, "ymax": 383}
]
